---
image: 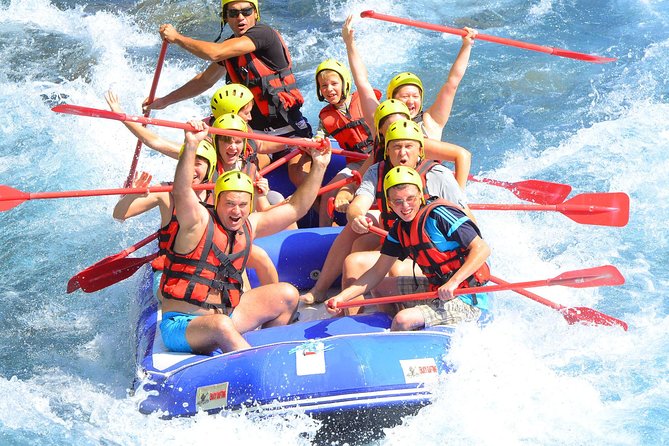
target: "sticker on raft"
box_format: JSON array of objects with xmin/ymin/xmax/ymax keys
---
[
  {"xmin": 399, "ymin": 358, "xmax": 439, "ymax": 384},
  {"xmin": 196, "ymin": 382, "xmax": 229, "ymax": 412},
  {"xmin": 290, "ymin": 340, "xmax": 332, "ymax": 376}
]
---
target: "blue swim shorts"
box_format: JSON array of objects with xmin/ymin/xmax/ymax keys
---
[{"xmin": 160, "ymin": 312, "xmax": 197, "ymax": 353}]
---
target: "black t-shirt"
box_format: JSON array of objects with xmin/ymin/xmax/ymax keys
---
[{"xmin": 224, "ymin": 23, "xmax": 288, "ymax": 74}]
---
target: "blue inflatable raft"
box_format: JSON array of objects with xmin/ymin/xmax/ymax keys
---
[{"xmin": 131, "ymin": 157, "xmax": 490, "ymax": 440}]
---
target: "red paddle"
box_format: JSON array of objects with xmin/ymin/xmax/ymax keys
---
[
  {"xmin": 362, "ymin": 224, "xmax": 627, "ymax": 329},
  {"xmin": 0, "ymin": 183, "xmax": 216, "ymax": 212},
  {"xmin": 51, "ymin": 104, "xmax": 368, "ymax": 161},
  {"xmin": 258, "ymin": 149, "xmax": 302, "ymax": 176},
  {"xmin": 124, "ymin": 39, "xmax": 169, "ymax": 188},
  {"xmin": 262, "ymin": 171, "xmax": 362, "ymax": 211},
  {"xmin": 71, "ymin": 253, "xmax": 158, "ymax": 293},
  {"xmin": 467, "ymin": 174, "xmax": 572, "ymax": 205},
  {"xmin": 488, "ymin": 275, "xmax": 628, "ymax": 330},
  {"xmin": 335, "ymin": 265, "xmax": 625, "ymax": 307},
  {"xmin": 469, "ymin": 192, "xmax": 630, "ymax": 227},
  {"xmin": 67, "ymin": 231, "xmax": 160, "ymax": 293},
  {"xmin": 324, "ymin": 192, "xmax": 628, "ymax": 227},
  {"xmin": 360, "ymin": 10, "xmax": 616, "ymax": 64}
]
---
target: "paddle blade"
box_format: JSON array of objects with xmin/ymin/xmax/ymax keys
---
[
  {"xmin": 52, "ymin": 104, "xmax": 126, "ymax": 121},
  {"xmin": 561, "ymin": 192, "xmax": 630, "ymax": 227},
  {"xmin": 512, "ymin": 179, "xmax": 572, "ymax": 205},
  {"xmin": 549, "ymin": 265, "xmax": 625, "ymax": 288},
  {"xmin": 551, "ymin": 48, "xmax": 617, "ymax": 64},
  {"xmin": 0, "ymin": 185, "xmax": 29, "ymax": 211},
  {"xmin": 561, "ymin": 306, "xmax": 628, "ymax": 330},
  {"xmin": 467, "ymin": 175, "xmax": 572, "ymax": 205},
  {"xmin": 69, "ymin": 254, "xmax": 156, "ymax": 293}
]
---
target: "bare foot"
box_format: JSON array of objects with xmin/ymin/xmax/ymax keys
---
[{"xmin": 300, "ymin": 288, "xmax": 327, "ymax": 305}]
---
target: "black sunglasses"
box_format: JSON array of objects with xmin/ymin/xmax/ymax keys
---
[{"xmin": 223, "ymin": 6, "xmax": 255, "ymax": 19}]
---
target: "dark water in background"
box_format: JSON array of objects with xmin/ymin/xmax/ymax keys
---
[{"xmin": 1, "ymin": 0, "xmax": 668, "ymax": 444}]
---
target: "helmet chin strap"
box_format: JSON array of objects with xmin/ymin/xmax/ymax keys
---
[{"xmin": 213, "ymin": 22, "xmax": 225, "ymax": 43}]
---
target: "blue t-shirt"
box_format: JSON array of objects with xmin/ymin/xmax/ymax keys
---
[{"xmin": 381, "ymin": 204, "xmax": 489, "ymax": 310}]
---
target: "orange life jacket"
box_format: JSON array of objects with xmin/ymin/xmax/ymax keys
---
[
  {"xmin": 151, "ymin": 196, "xmax": 214, "ymax": 272},
  {"xmin": 150, "ymin": 210, "xmax": 179, "ymax": 272},
  {"xmin": 224, "ymin": 29, "xmax": 304, "ymax": 124},
  {"xmin": 319, "ymin": 90, "xmax": 381, "ymax": 163},
  {"xmin": 375, "ymin": 159, "xmax": 439, "ymax": 230},
  {"xmin": 395, "ymin": 199, "xmax": 490, "ymax": 295},
  {"xmin": 159, "ymin": 208, "xmax": 252, "ymax": 309}
]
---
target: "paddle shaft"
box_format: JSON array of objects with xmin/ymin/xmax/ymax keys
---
[
  {"xmin": 258, "ymin": 149, "xmax": 302, "ymax": 176},
  {"xmin": 124, "ymin": 40, "xmax": 169, "ymax": 187},
  {"xmin": 19, "ymin": 183, "xmax": 213, "ymax": 201},
  {"xmin": 337, "ymin": 265, "xmax": 624, "ymax": 308},
  {"xmin": 51, "ymin": 104, "xmax": 367, "ymax": 161},
  {"xmin": 470, "ymin": 203, "xmax": 613, "ymax": 212},
  {"xmin": 489, "ymin": 274, "xmax": 565, "ymax": 311},
  {"xmin": 114, "ymin": 231, "xmax": 159, "ymax": 259},
  {"xmin": 318, "ymin": 171, "xmax": 362, "ymax": 196},
  {"xmin": 360, "ymin": 10, "xmax": 616, "ymax": 63}
]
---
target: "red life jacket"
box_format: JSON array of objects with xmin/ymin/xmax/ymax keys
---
[
  {"xmin": 159, "ymin": 208, "xmax": 252, "ymax": 309},
  {"xmin": 319, "ymin": 90, "xmax": 381, "ymax": 163},
  {"xmin": 395, "ymin": 199, "xmax": 490, "ymax": 294},
  {"xmin": 151, "ymin": 196, "xmax": 213, "ymax": 272},
  {"xmin": 375, "ymin": 159, "xmax": 439, "ymax": 230},
  {"xmin": 371, "ymin": 135, "xmax": 383, "ymax": 163},
  {"xmin": 150, "ymin": 210, "xmax": 179, "ymax": 272},
  {"xmin": 224, "ymin": 29, "xmax": 304, "ymax": 124}
]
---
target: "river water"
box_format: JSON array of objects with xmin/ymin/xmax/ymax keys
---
[{"xmin": 1, "ymin": 0, "xmax": 668, "ymax": 444}]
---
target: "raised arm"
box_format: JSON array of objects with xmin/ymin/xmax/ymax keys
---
[
  {"xmin": 113, "ymin": 171, "xmax": 172, "ymax": 224},
  {"xmin": 250, "ymin": 145, "xmax": 331, "ymax": 238},
  {"xmin": 172, "ymin": 121, "xmax": 211, "ymax": 238},
  {"xmin": 106, "ymin": 91, "xmax": 181, "ymax": 159},
  {"xmin": 423, "ymin": 138, "xmax": 471, "ymax": 189},
  {"xmin": 423, "ymin": 27, "xmax": 477, "ymax": 137},
  {"xmin": 342, "ymin": 15, "xmax": 380, "ymax": 136}
]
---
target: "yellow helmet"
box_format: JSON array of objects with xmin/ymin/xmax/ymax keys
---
[
  {"xmin": 221, "ymin": 0, "xmax": 259, "ymax": 23},
  {"xmin": 386, "ymin": 72, "xmax": 424, "ymax": 113},
  {"xmin": 178, "ymin": 139, "xmax": 217, "ymax": 183},
  {"xmin": 214, "ymin": 170, "xmax": 255, "ymax": 210},
  {"xmin": 384, "ymin": 119, "xmax": 425, "ymax": 159},
  {"xmin": 210, "ymin": 84, "xmax": 253, "ymax": 118},
  {"xmin": 383, "ymin": 166, "xmax": 425, "ymax": 211},
  {"xmin": 315, "ymin": 59, "xmax": 352, "ymax": 102},
  {"xmin": 373, "ymin": 99, "xmax": 411, "ymax": 132},
  {"xmin": 211, "ymin": 112, "xmax": 248, "ymax": 154}
]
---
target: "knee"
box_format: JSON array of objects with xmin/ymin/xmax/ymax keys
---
[
  {"xmin": 343, "ymin": 252, "xmax": 366, "ymax": 276},
  {"xmin": 277, "ymin": 282, "xmax": 299, "ymax": 309},
  {"xmin": 391, "ymin": 311, "xmax": 413, "ymax": 331},
  {"xmin": 211, "ymin": 315, "xmax": 239, "ymax": 337},
  {"xmin": 350, "ymin": 252, "xmax": 370, "ymax": 268}
]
